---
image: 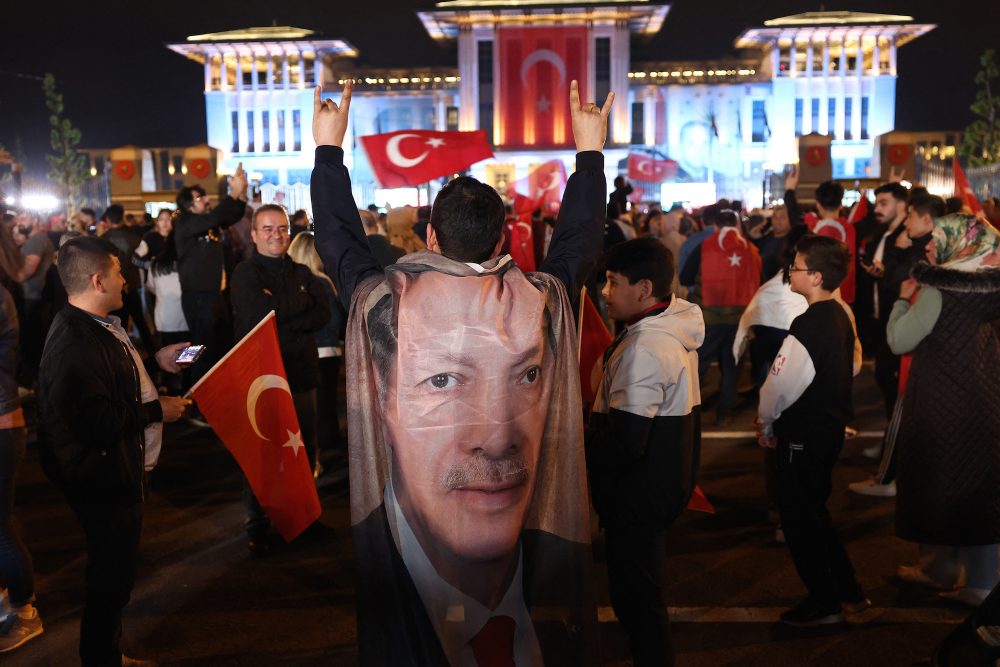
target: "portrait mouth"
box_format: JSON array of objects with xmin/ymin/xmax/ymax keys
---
[
  {"xmin": 443, "ymin": 456, "xmax": 531, "ymax": 512},
  {"xmin": 451, "ymin": 478, "xmax": 528, "ymax": 512}
]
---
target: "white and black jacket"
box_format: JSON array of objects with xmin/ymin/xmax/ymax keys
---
[{"xmin": 585, "ymin": 297, "xmax": 704, "ymax": 528}]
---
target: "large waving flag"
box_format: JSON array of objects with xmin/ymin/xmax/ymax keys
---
[
  {"xmin": 954, "ymin": 160, "xmax": 984, "ymax": 216},
  {"xmin": 627, "ymin": 153, "xmax": 678, "ymax": 183},
  {"xmin": 360, "ymin": 129, "xmax": 493, "ymax": 188},
  {"xmin": 188, "ymin": 312, "xmax": 320, "ymax": 541},
  {"xmin": 509, "ymin": 159, "xmax": 568, "ymax": 216},
  {"xmin": 578, "ymin": 288, "xmax": 613, "ymax": 409}
]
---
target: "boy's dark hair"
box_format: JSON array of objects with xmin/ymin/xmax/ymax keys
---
[
  {"xmin": 814, "ymin": 180, "xmax": 845, "ymax": 212},
  {"xmin": 716, "ymin": 209, "xmax": 740, "ymax": 228},
  {"xmin": 908, "ymin": 191, "xmax": 946, "ymax": 219},
  {"xmin": 291, "ymin": 209, "xmax": 309, "ymax": 226},
  {"xmin": 603, "ymin": 237, "xmax": 674, "ymax": 301},
  {"xmin": 873, "ymin": 182, "xmax": 908, "ymax": 202},
  {"xmin": 80, "ymin": 207, "xmax": 96, "ymax": 219},
  {"xmin": 58, "ymin": 236, "xmax": 118, "ymax": 295},
  {"xmin": 944, "ymin": 196, "xmax": 964, "ymax": 214},
  {"xmin": 176, "ymin": 185, "xmax": 207, "ymax": 212},
  {"xmin": 102, "ymin": 204, "xmax": 124, "ymax": 225},
  {"xmin": 429, "ymin": 176, "xmax": 505, "ymax": 263},
  {"xmin": 794, "ymin": 234, "xmax": 850, "ymax": 292}
]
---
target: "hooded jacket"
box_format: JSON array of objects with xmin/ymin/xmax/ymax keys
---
[{"xmin": 586, "ymin": 297, "xmax": 705, "ymax": 528}]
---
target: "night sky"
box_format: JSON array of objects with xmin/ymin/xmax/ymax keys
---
[{"xmin": 1, "ymin": 0, "xmax": 993, "ymax": 181}]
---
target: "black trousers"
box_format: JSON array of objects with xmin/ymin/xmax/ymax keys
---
[
  {"xmin": 67, "ymin": 497, "xmax": 144, "ymax": 667},
  {"xmin": 605, "ymin": 524, "xmax": 674, "ymax": 667},
  {"xmin": 316, "ymin": 356, "xmax": 343, "ymax": 456},
  {"xmin": 776, "ymin": 430, "xmax": 861, "ymax": 606},
  {"xmin": 873, "ymin": 339, "xmax": 900, "ymax": 420},
  {"xmin": 180, "ymin": 289, "xmax": 224, "ymax": 389}
]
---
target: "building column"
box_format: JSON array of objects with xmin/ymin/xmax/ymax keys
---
[
  {"xmin": 803, "ymin": 40, "xmax": 814, "ymax": 134},
  {"xmin": 283, "ymin": 54, "xmax": 293, "ymax": 151},
  {"xmin": 457, "ymin": 28, "xmax": 478, "ymax": 133},
  {"xmin": 854, "ymin": 39, "xmax": 864, "ymax": 140},
  {"xmin": 642, "ymin": 86, "xmax": 657, "ymax": 146},
  {"xmin": 609, "ymin": 21, "xmax": 631, "ymax": 144},
  {"xmin": 889, "ymin": 37, "xmax": 897, "ymax": 76},
  {"xmin": 837, "ymin": 38, "xmax": 847, "ymax": 140},
  {"xmin": 434, "ymin": 92, "xmax": 448, "ymax": 131},
  {"xmin": 771, "ymin": 41, "xmax": 780, "ymax": 77},
  {"xmin": 871, "ymin": 35, "xmax": 881, "ymax": 76},
  {"xmin": 313, "ymin": 51, "xmax": 323, "ymax": 87},
  {"xmin": 789, "ymin": 40, "xmax": 798, "ymax": 77},
  {"xmin": 235, "ymin": 54, "xmax": 246, "ymax": 153},
  {"xmin": 203, "ymin": 59, "xmax": 212, "ymax": 92}
]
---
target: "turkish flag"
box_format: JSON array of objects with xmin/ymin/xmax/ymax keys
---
[
  {"xmin": 498, "ymin": 27, "xmax": 589, "ymax": 149},
  {"xmin": 954, "ymin": 161, "xmax": 984, "ymax": 215},
  {"xmin": 509, "ymin": 160, "xmax": 567, "ymax": 216},
  {"xmin": 360, "ymin": 130, "xmax": 493, "ymax": 188},
  {"xmin": 627, "ymin": 153, "xmax": 679, "ymax": 183},
  {"xmin": 189, "ymin": 312, "xmax": 320, "ymax": 542},
  {"xmin": 805, "ymin": 214, "xmax": 857, "ymax": 303},
  {"xmin": 686, "ymin": 485, "xmax": 716, "ymax": 514},
  {"xmin": 507, "ymin": 219, "xmax": 536, "ymax": 272},
  {"xmin": 848, "ymin": 193, "xmax": 869, "ymax": 224},
  {"xmin": 578, "ymin": 288, "xmax": 613, "ymax": 408},
  {"xmin": 700, "ymin": 228, "xmax": 761, "ymax": 307}
]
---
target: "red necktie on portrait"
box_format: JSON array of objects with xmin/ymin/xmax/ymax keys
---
[{"xmin": 470, "ymin": 615, "xmax": 516, "ymax": 667}]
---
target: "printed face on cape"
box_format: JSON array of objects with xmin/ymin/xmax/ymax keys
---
[{"xmin": 384, "ymin": 270, "xmax": 553, "ymax": 565}]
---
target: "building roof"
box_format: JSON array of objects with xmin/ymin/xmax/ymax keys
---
[
  {"xmin": 166, "ymin": 26, "xmax": 358, "ymax": 63},
  {"xmin": 736, "ymin": 12, "xmax": 935, "ymax": 49},
  {"xmin": 764, "ymin": 11, "xmax": 916, "ymax": 27}
]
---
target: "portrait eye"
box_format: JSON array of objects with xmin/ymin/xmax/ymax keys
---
[
  {"xmin": 519, "ymin": 365, "xmax": 541, "ymax": 385},
  {"xmin": 426, "ymin": 373, "xmax": 459, "ymax": 390}
]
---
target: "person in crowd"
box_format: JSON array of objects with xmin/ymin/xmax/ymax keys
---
[
  {"xmin": 103, "ymin": 205, "xmax": 156, "ymax": 359},
  {"xmin": 312, "ymin": 79, "xmax": 611, "ymax": 665},
  {"xmin": 37, "ymin": 236, "xmax": 191, "ymax": 666},
  {"xmin": 77, "ymin": 208, "xmax": 97, "ymax": 234},
  {"xmin": 748, "ymin": 202, "xmax": 793, "ymax": 282},
  {"xmin": 134, "ymin": 209, "xmax": 172, "ymax": 267},
  {"xmin": 0, "ymin": 225, "xmax": 24, "ymax": 316},
  {"xmin": 587, "ymin": 237, "xmax": 703, "ymax": 666},
  {"xmin": 145, "ymin": 231, "xmax": 189, "ymax": 393},
  {"xmin": 677, "ymin": 203, "xmax": 720, "ymax": 281},
  {"xmin": 648, "ymin": 207, "xmax": 686, "ymax": 296},
  {"xmin": 608, "ymin": 175, "xmax": 633, "ymax": 220},
  {"xmin": 888, "ymin": 213, "xmax": 1000, "ymax": 609},
  {"xmin": 289, "ymin": 209, "xmax": 311, "ymax": 240},
  {"xmin": 680, "ymin": 209, "xmax": 761, "ymax": 423},
  {"xmin": 230, "ymin": 205, "xmax": 331, "ymax": 556},
  {"xmin": 385, "ymin": 206, "xmax": 426, "ymax": 255},
  {"xmin": 786, "ymin": 177, "xmax": 857, "ymax": 304},
  {"xmin": 359, "ymin": 208, "xmax": 405, "ymax": 269},
  {"xmin": 756, "ymin": 234, "xmax": 867, "ymax": 627},
  {"xmin": 287, "ymin": 231, "xmax": 347, "ymax": 473},
  {"xmin": 0, "ymin": 271, "xmax": 40, "ymax": 653},
  {"xmin": 14, "ymin": 210, "xmax": 54, "ymax": 388},
  {"xmin": 173, "ymin": 166, "xmax": 248, "ymax": 394}
]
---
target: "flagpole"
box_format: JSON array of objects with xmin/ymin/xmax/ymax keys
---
[
  {"xmin": 185, "ymin": 311, "xmax": 276, "ymax": 398},
  {"xmin": 577, "ymin": 286, "xmax": 587, "ymax": 363}
]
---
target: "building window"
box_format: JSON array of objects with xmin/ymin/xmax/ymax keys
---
[
  {"xmin": 630, "ymin": 102, "xmax": 644, "ymax": 145},
  {"xmin": 832, "ymin": 158, "xmax": 847, "ymax": 178},
  {"xmin": 246, "ymin": 111, "xmax": 255, "ymax": 152},
  {"xmin": 811, "ymin": 99, "xmax": 820, "ymax": 132},
  {"xmin": 292, "ymin": 109, "xmax": 301, "ymax": 151},
  {"xmin": 844, "ymin": 98, "xmax": 853, "ymax": 140},
  {"xmin": 262, "ymin": 111, "xmax": 270, "ymax": 152},
  {"xmin": 861, "ymin": 97, "xmax": 869, "ymax": 140},
  {"xmin": 231, "ymin": 111, "xmax": 239, "ymax": 153},
  {"xmin": 751, "ymin": 100, "xmax": 766, "ymax": 143},
  {"xmin": 794, "ymin": 98, "xmax": 803, "ymax": 137},
  {"xmin": 272, "ymin": 56, "xmax": 284, "ymax": 86},
  {"xmin": 478, "ymin": 40, "xmax": 494, "ymax": 138},
  {"xmin": 277, "ymin": 110, "xmax": 286, "ymax": 151},
  {"xmin": 595, "ymin": 37, "xmax": 611, "ymax": 105},
  {"xmin": 446, "ymin": 106, "xmax": 459, "ymax": 131},
  {"xmin": 828, "ymin": 98, "xmax": 836, "ymax": 137}
]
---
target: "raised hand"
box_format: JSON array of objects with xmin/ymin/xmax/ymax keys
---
[
  {"xmin": 888, "ymin": 165, "xmax": 906, "ymax": 183},
  {"xmin": 313, "ymin": 81, "xmax": 353, "ymax": 148},
  {"xmin": 570, "ymin": 80, "xmax": 614, "ymax": 153},
  {"xmin": 784, "ymin": 165, "xmax": 799, "ymax": 193},
  {"xmin": 229, "ymin": 162, "xmax": 248, "ymax": 201}
]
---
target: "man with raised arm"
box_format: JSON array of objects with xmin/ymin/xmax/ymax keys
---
[{"xmin": 311, "ymin": 80, "xmax": 613, "ymax": 666}]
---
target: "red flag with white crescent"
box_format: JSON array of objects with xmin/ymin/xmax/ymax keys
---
[
  {"xmin": 954, "ymin": 160, "xmax": 984, "ymax": 215},
  {"xmin": 507, "ymin": 219, "xmax": 536, "ymax": 272},
  {"xmin": 806, "ymin": 215, "xmax": 857, "ymax": 303},
  {"xmin": 360, "ymin": 129, "xmax": 493, "ymax": 188},
  {"xmin": 700, "ymin": 228, "xmax": 761, "ymax": 307},
  {"xmin": 188, "ymin": 312, "xmax": 320, "ymax": 541},
  {"xmin": 578, "ymin": 288, "xmax": 613, "ymax": 409},
  {"xmin": 498, "ymin": 27, "xmax": 589, "ymax": 149},
  {"xmin": 627, "ymin": 153, "xmax": 679, "ymax": 183},
  {"xmin": 509, "ymin": 160, "xmax": 567, "ymax": 216}
]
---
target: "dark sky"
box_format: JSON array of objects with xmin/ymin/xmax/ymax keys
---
[{"xmin": 1, "ymin": 0, "xmax": 992, "ymax": 179}]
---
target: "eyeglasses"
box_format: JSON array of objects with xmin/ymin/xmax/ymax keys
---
[{"xmin": 787, "ymin": 264, "xmax": 814, "ymax": 273}]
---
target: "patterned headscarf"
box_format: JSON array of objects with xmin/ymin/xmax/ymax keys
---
[{"xmin": 931, "ymin": 213, "xmax": 1000, "ymax": 272}]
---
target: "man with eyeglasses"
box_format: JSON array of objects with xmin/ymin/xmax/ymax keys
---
[
  {"xmin": 174, "ymin": 167, "xmax": 249, "ymax": 397},
  {"xmin": 230, "ymin": 204, "xmax": 331, "ymax": 555}
]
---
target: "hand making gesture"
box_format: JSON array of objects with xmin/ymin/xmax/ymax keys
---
[
  {"xmin": 570, "ymin": 80, "xmax": 614, "ymax": 153},
  {"xmin": 313, "ymin": 80, "xmax": 353, "ymax": 148}
]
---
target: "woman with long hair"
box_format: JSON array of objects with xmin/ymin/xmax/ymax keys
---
[
  {"xmin": 287, "ymin": 231, "xmax": 346, "ymax": 476},
  {"xmin": 146, "ymin": 232, "xmax": 189, "ymax": 392}
]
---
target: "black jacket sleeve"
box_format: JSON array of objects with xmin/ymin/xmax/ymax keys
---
[
  {"xmin": 784, "ymin": 188, "xmax": 804, "ymax": 226},
  {"xmin": 539, "ymin": 151, "xmax": 606, "ymax": 299},
  {"xmin": 176, "ymin": 196, "xmax": 246, "ymax": 242},
  {"xmin": 311, "ymin": 146, "xmax": 383, "ymax": 312}
]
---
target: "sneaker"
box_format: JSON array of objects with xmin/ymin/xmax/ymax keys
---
[
  {"xmin": 0, "ymin": 610, "xmax": 44, "ymax": 653},
  {"xmin": 121, "ymin": 656, "xmax": 159, "ymax": 667},
  {"xmin": 896, "ymin": 564, "xmax": 956, "ymax": 591},
  {"xmin": 780, "ymin": 599, "xmax": 845, "ymax": 627},
  {"xmin": 848, "ymin": 478, "xmax": 896, "ymax": 497},
  {"xmin": 861, "ymin": 443, "xmax": 881, "ymax": 459},
  {"xmin": 841, "ymin": 595, "xmax": 872, "ymax": 614},
  {"xmin": 844, "ymin": 426, "xmax": 859, "ymax": 440},
  {"xmin": 939, "ymin": 587, "xmax": 991, "ymax": 608}
]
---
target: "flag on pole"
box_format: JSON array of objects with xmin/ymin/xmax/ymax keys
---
[
  {"xmin": 954, "ymin": 160, "xmax": 984, "ymax": 216},
  {"xmin": 360, "ymin": 129, "xmax": 493, "ymax": 188},
  {"xmin": 578, "ymin": 288, "xmax": 613, "ymax": 408},
  {"xmin": 509, "ymin": 159, "xmax": 567, "ymax": 216},
  {"xmin": 188, "ymin": 312, "xmax": 320, "ymax": 541}
]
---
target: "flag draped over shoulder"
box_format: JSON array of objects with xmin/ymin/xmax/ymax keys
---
[
  {"xmin": 189, "ymin": 312, "xmax": 320, "ymax": 541},
  {"xmin": 577, "ymin": 288, "xmax": 613, "ymax": 408},
  {"xmin": 700, "ymin": 228, "xmax": 761, "ymax": 307}
]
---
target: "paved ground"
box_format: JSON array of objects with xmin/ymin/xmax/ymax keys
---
[{"xmin": 6, "ymin": 362, "xmax": 970, "ymax": 666}]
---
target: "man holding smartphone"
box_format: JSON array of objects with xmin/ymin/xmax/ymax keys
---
[{"xmin": 37, "ymin": 237, "xmax": 191, "ymax": 666}]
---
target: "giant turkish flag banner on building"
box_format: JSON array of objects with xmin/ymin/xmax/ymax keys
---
[
  {"xmin": 360, "ymin": 130, "xmax": 493, "ymax": 188},
  {"xmin": 189, "ymin": 312, "xmax": 320, "ymax": 541},
  {"xmin": 498, "ymin": 27, "xmax": 589, "ymax": 149},
  {"xmin": 700, "ymin": 228, "xmax": 761, "ymax": 307}
]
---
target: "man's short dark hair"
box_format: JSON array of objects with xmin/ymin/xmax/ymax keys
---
[
  {"xmin": 102, "ymin": 205, "xmax": 124, "ymax": 225},
  {"xmin": 614, "ymin": 176, "xmax": 626, "ymax": 188},
  {"xmin": 603, "ymin": 237, "xmax": 674, "ymax": 301},
  {"xmin": 251, "ymin": 204, "xmax": 289, "ymax": 230},
  {"xmin": 716, "ymin": 209, "xmax": 740, "ymax": 228},
  {"xmin": 908, "ymin": 191, "xmax": 946, "ymax": 219},
  {"xmin": 794, "ymin": 234, "xmax": 849, "ymax": 292},
  {"xmin": 177, "ymin": 185, "xmax": 206, "ymax": 212},
  {"xmin": 814, "ymin": 181, "xmax": 845, "ymax": 212},
  {"xmin": 873, "ymin": 182, "xmax": 908, "ymax": 203},
  {"xmin": 429, "ymin": 176, "xmax": 505, "ymax": 263},
  {"xmin": 79, "ymin": 207, "xmax": 96, "ymax": 219},
  {"xmin": 944, "ymin": 196, "xmax": 964, "ymax": 214},
  {"xmin": 701, "ymin": 203, "xmax": 722, "ymax": 227},
  {"xmin": 291, "ymin": 209, "xmax": 309, "ymax": 226},
  {"xmin": 58, "ymin": 236, "xmax": 118, "ymax": 295}
]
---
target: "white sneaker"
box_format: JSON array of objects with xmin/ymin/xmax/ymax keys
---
[
  {"xmin": 861, "ymin": 443, "xmax": 882, "ymax": 459},
  {"xmin": 897, "ymin": 564, "xmax": 956, "ymax": 591},
  {"xmin": 940, "ymin": 587, "xmax": 991, "ymax": 608},
  {"xmin": 848, "ymin": 478, "xmax": 896, "ymax": 497},
  {"xmin": 0, "ymin": 609, "xmax": 44, "ymax": 653}
]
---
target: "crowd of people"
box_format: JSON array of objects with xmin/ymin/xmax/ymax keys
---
[{"xmin": 0, "ymin": 77, "xmax": 997, "ymax": 666}]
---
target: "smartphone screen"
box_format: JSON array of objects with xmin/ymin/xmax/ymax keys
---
[{"xmin": 174, "ymin": 345, "xmax": 206, "ymax": 364}]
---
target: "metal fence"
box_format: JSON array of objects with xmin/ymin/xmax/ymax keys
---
[{"xmin": 916, "ymin": 158, "xmax": 1000, "ymax": 202}]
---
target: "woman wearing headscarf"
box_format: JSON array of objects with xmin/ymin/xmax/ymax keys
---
[{"xmin": 887, "ymin": 213, "xmax": 1000, "ymax": 607}]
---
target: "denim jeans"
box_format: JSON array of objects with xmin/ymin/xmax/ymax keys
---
[
  {"xmin": 697, "ymin": 324, "xmax": 741, "ymax": 414},
  {"xmin": 0, "ymin": 427, "xmax": 34, "ymax": 607}
]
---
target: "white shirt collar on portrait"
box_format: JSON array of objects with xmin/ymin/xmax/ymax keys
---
[{"xmin": 384, "ymin": 479, "xmax": 543, "ymax": 667}]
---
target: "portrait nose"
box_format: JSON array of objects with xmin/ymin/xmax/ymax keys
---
[{"xmin": 460, "ymin": 380, "xmax": 520, "ymax": 459}]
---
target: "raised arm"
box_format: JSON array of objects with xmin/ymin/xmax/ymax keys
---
[
  {"xmin": 310, "ymin": 81, "xmax": 382, "ymax": 311},
  {"xmin": 539, "ymin": 81, "xmax": 614, "ymax": 297}
]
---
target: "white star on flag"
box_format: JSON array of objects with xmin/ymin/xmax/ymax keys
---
[
  {"xmin": 426, "ymin": 137, "xmax": 446, "ymax": 148},
  {"xmin": 728, "ymin": 253, "xmax": 742, "ymax": 267},
  {"xmin": 537, "ymin": 96, "xmax": 551, "ymax": 112},
  {"xmin": 283, "ymin": 430, "xmax": 305, "ymax": 457}
]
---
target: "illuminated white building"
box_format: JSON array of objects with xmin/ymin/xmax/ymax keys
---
[{"xmin": 166, "ymin": 4, "xmax": 935, "ymax": 208}]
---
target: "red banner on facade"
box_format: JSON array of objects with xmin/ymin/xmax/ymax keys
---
[{"xmin": 498, "ymin": 27, "xmax": 589, "ymax": 149}]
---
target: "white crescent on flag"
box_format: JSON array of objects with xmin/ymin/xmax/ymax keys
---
[
  {"xmin": 637, "ymin": 159, "xmax": 654, "ymax": 176},
  {"xmin": 717, "ymin": 225, "xmax": 746, "ymax": 250},
  {"xmin": 386, "ymin": 133, "xmax": 431, "ymax": 168},
  {"xmin": 814, "ymin": 219, "xmax": 847, "ymax": 242},
  {"xmin": 246, "ymin": 374, "xmax": 293, "ymax": 440},
  {"xmin": 520, "ymin": 49, "xmax": 567, "ymax": 87}
]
